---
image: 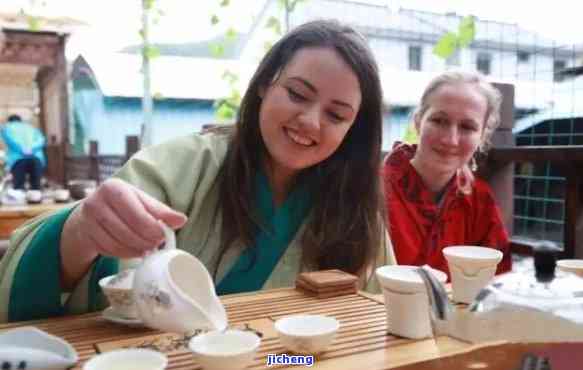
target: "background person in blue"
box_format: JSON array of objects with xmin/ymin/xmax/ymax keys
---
[{"xmin": 0, "ymin": 114, "xmax": 46, "ymax": 190}]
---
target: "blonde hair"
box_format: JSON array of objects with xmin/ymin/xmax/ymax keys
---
[
  {"xmin": 414, "ymin": 69, "xmax": 502, "ymax": 153},
  {"xmin": 413, "ymin": 70, "xmax": 503, "ymax": 194}
]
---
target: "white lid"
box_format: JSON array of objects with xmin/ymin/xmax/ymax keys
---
[{"xmin": 375, "ymin": 265, "xmax": 447, "ymax": 293}]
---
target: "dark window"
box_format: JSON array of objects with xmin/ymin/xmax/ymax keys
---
[
  {"xmin": 476, "ymin": 52, "xmax": 491, "ymax": 75},
  {"xmin": 408, "ymin": 45, "xmax": 422, "ymax": 71},
  {"xmin": 554, "ymin": 59, "xmax": 567, "ymax": 82},
  {"xmin": 517, "ymin": 51, "xmax": 530, "ymax": 63}
]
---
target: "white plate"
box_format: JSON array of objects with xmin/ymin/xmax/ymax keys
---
[{"xmin": 102, "ymin": 307, "xmax": 144, "ymax": 328}]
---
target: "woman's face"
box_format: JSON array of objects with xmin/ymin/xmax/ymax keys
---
[
  {"xmin": 414, "ymin": 82, "xmax": 487, "ymax": 176},
  {"xmin": 259, "ymin": 47, "xmax": 362, "ymax": 182}
]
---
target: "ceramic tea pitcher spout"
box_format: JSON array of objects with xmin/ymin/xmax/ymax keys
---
[{"xmin": 133, "ymin": 221, "xmax": 228, "ymax": 334}]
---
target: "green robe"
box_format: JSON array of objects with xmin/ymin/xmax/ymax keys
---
[{"xmin": 0, "ymin": 132, "xmax": 396, "ymax": 323}]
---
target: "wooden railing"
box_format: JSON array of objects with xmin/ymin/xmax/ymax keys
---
[
  {"xmin": 486, "ymin": 146, "xmax": 583, "ymax": 259},
  {"xmin": 45, "ymin": 136, "xmax": 140, "ymax": 186},
  {"xmin": 478, "ymin": 84, "xmax": 581, "ymax": 259}
]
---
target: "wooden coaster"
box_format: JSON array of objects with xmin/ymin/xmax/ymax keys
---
[
  {"xmin": 295, "ymin": 271, "xmax": 358, "ymax": 298},
  {"xmin": 295, "ymin": 278, "xmax": 358, "ymax": 294},
  {"xmin": 296, "ymin": 269, "xmax": 358, "ymax": 289}
]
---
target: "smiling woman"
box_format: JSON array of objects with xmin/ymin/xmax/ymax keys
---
[
  {"xmin": 383, "ymin": 70, "xmax": 512, "ymax": 280},
  {"xmin": 0, "ymin": 19, "xmax": 395, "ymax": 323}
]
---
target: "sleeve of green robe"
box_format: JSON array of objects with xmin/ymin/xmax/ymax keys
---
[
  {"xmin": 0, "ymin": 204, "xmax": 118, "ymax": 323},
  {"xmin": 0, "ymin": 132, "xmax": 230, "ymax": 323}
]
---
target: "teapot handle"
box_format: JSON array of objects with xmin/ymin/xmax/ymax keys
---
[{"xmin": 158, "ymin": 220, "xmax": 177, "ymax": 250}]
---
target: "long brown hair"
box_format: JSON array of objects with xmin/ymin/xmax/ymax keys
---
[{"xmin": 214, "ymin": 19, "xmax": 385, "ymax": 278}]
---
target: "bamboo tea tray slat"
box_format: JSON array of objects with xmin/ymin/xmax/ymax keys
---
[{"xmin": 1, "ymin": 288, "xmax": 493, "ymax": 369}]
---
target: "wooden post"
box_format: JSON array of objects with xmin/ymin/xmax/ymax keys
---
[
  {"xmin": 562, "ymin": 164, "xmax": 580, "ymax": 259},
  {"xmin": 89, "ymin": 141, "xmax": 99, "ymax": 183},
  {"xmin": 481, "ymin": 83, "xmax": 515, "ymax": 236},
  {"xmin": 125, "ymin": 135, "xmax": 140, "ymax": 160}
]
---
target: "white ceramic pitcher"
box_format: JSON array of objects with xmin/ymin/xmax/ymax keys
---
[{"xmin": 133, "ymin": 221, "xmax": 228, "ymax": 334}]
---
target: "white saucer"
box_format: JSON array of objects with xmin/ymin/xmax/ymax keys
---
[{"xmin": 102, "ymin": 307, "xmax": 144, "ymax": 328}]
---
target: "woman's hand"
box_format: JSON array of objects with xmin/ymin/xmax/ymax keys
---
[{"xmin": 59, "ymin": 178, "xmax": 187, "ymax": 289}]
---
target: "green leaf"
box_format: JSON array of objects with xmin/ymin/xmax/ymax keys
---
[
  {"xmin": 433, "ymin": 32, "xmax": 458, "ymax": 59},
  {"xmin": 226, "ymin": 27, "xmax": 238, "ymax": 40},
  {"xmin": 210, "ymin": 43, "xmax": 225, "ymax": 57},
  {"xmin": 144, "ymin": 0, "xmax": 155, "ymax": 10},
  {"xmin": 211, "ymin": 14, "xmax": 220, "ymax": 25},
  {"xmin": 216, "ymin": 101, "xmax": 237, "ymax": 122},
  {"xmin": 26, "ymin": 15, "xmax": 41, "ymax": 31},
  {"xmin": 143, "ymin": 45, "xmax": 161, "ymax": 60},
  {"xmin": 228, "ymin": 89, "xmax": 241, "ymax": 104},
  {"xmin": 138, "ymin": 29, "xmax": 145, "ymax": 40},
  {"xmin": 265, "ymin": 16, "xmax": 282, "ymax": 35},
  {"xmin": 458, "ymin": 15, "xmax": 476, "ymax": 47},
  {"xmin": 220, "ymin": 0, "xmax": 230, "ymax": 6},
  {"xmin": 289, "ymin": 0, "xmax": 306, "ymax": 12}
]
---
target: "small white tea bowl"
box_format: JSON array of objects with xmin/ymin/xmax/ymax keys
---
[
  {"xmin": 26, "ymin": 189, "xmax": 42, "ymax": 204},
  {"xmin": 188, "ymin": 329, "xmax": 261, "ymax": 370},
  {"xmin": 83, "ymin": 349, "xmax": 167, "ymax": 370},
  {"xmin": 54, "ymin": 189, "xmax": 70, "ymax": 202},
  {"xmin": 99, "ymin": 269, "xmax": 138, "ymax": 319},
  {"xmin": 274, "ymin": 314, "xmax": 339, "ymax": 354},
  {"xmin": 557, "ymin": 259, "xmax": 583, "ymax": 277}
]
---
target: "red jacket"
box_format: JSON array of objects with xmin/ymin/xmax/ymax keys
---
[{"xmin": 383, "ymin": 143, "xmax": 512, "ymax": 279}]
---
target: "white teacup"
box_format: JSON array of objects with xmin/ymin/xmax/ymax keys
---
[
  {"xmin": 188, "ymin": 330, "xmax": 260, "ymax": 370},
  {"xmin": 83, "ymin": 349, "xmax": 167, "ymax": 370},
  {"xmin": 443, "ymin": 246, "xmax": 503, "ymax": 304},
  {"xmin": 375, "ymin": 265, "xmax": 447, "ymax": 339},
  {"xmin": 99, "ymin": 269, "xmax": 138, "ymax": 319},
  {"xmin": 557, "ymin": 259, "xmax": 583, "ymax": 277},
  {"xmin": 54, "ymin": 189, "xmax": 70, "ymax": 202},
  {"xmin": 274, "ymin": 314, "xmax": 339, "ymax": 354},
  {"xmin": 133, "ymin": 222, "xmax": 228, "ymax": 334},
  {"xmin": 26, "ymin": 189, "xmax": 42, "ymax": 203}
]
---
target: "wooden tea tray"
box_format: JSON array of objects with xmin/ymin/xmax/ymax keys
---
[{"xmin": 1, "ymin": 288, "xmax": 504, "ymax": 369}]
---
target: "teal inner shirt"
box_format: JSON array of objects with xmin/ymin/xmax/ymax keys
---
[
  {"xmin": 9, "ymin": 207, "xmax": 117, "ymax": 322},
  {"xmin": 216, "ymin": 171, "xmax": 312, "ymax": 295}
]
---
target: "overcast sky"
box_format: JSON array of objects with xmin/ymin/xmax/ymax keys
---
[{"xmin": 1, "ymin": 0, "xmax": 580, "ymax": 58}]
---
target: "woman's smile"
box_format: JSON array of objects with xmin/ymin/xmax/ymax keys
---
[{"xmin": 284, "ymin": 127, "xmax": 316, "ymax": 147}]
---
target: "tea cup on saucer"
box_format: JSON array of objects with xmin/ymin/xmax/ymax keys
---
[{"xmin": 99, "ymin": 269, "xmax": 138, "ymax": 320}]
